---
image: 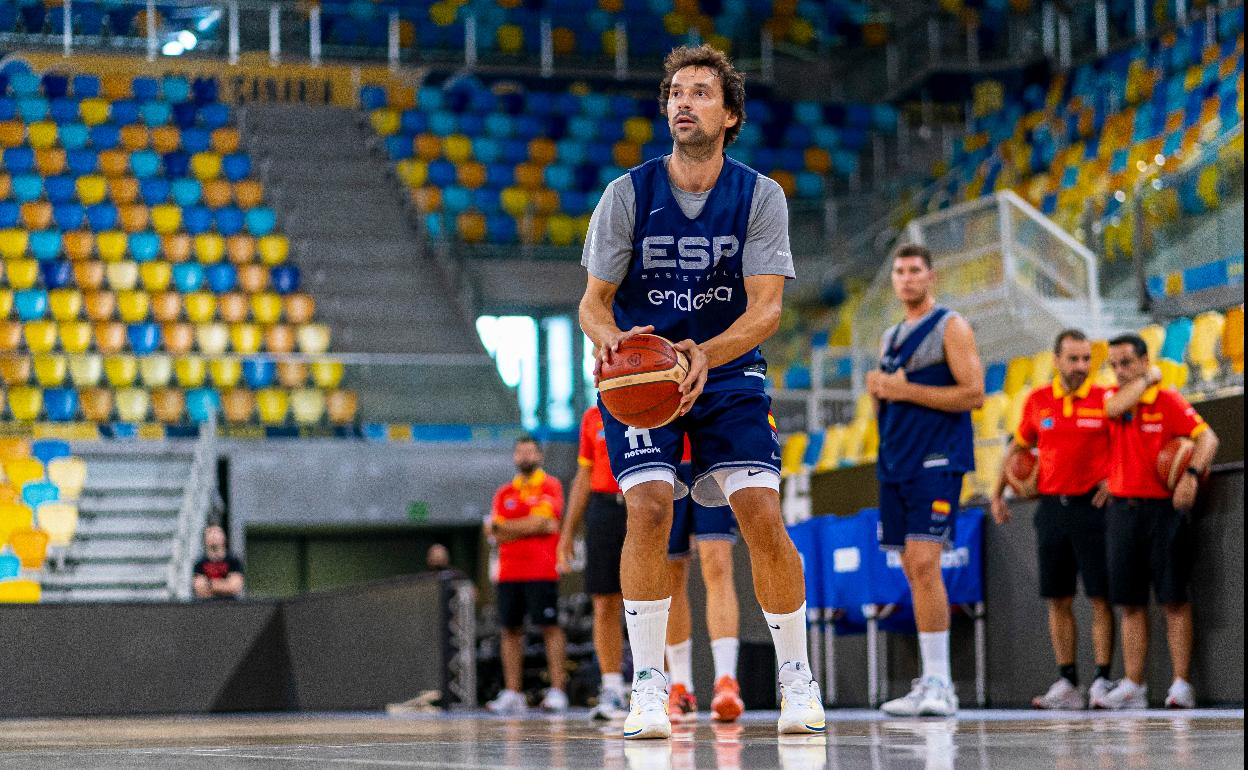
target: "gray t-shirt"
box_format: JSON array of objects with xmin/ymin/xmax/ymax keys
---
[
  {"xmin": 581, "ymin": 156, "xmax": 795, "ymax": 283},
  {"xmin": 881, "ymin": 306, "xmax": 961, "ymax": 372}
]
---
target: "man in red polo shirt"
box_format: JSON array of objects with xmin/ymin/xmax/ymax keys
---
[
  {"xmin": 991, "ymin": 329, "xmax": 1115, "ymax": 709},
  {"xmin": 558, "ymin": 406, "xmax": 630, "ymax": 720},
  {"xmin": 1095, "ymin": 333, "xmax": 1218, "ymax": 710},
  {"xmin": 485, "ymin": 435, "xmax": 568, "ymax": 715}
]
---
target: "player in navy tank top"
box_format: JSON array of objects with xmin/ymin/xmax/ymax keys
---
[
  {"xmin": 867, "ymin": 243, "xmax": 985, "ymax": 717},
  {"xmin": 579, "ymin": 45, "xmax": 824, "ymax": 739}
]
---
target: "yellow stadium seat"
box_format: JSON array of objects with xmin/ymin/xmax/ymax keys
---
[
  {"xmin": 291, "ymin": 388, "xmax": 326, "ymax": 425},
  {"xmin": 195, "ymin": 323, "xmax": 229, "ymax": 355},
  {"xmin": 0, "ymin": 354, "xmax": 30, "ymax": 385},
  {"xmin": 104, "ymin": 354, "xmax": 138, "ymax": 387},
  {"xmin": 0, "ymin": 229, "xmax": 28, "ymax": 259},
  {"xmin": 6, "ymin": 259, "xmax": 38, "ymax": 289},
  {"xmin": 0, "ymin": 579, "xmax": 41, "ymax": 603},
  {"xmin": 547, "ymin": 214, "xmax": 577, "ymax": 246},
  {"xmin": 296, "ymin": 323, "xmax": 331, "ymax": 354},
  {"xmin": 59, "ymin": 321, "xmax": 91, "ymax": 355},
  {"xmin": 33, "ymin": 354, "xmax": 67, "ymax": 387},
  {"xmin": 1089, "ymin": 339, "xmax": 1109, "ymax": 374},
  {"xmin": 79, "ymin": 97, "xmax": 111, "ymax": 126},
  {"xmin": 4, "ymin": 457, "xmax": 43, "ymax": 487},
  {"xmin": 76, "ymin": 175, "xmax": 108, "ymax": 205},
  {"xmin": 139, "ymin": 261, "xmax": 172, "ymax": 292},
  {"xmin": 210, "ymin": 357, "xmax": 242, "ymax": 388},
  {"xmin": 150, "ymin": 204, "xmax": 182, "ymax": 234},
  {"xmin": 80, "ymin": 386, "xmax": 112, "ymax": 421},
  {"xmin": 194, "ymin": 234, "xmax": 225, "ymax": 264},
  {"xmin": 1158, "ymin": 359, "xmax": 1189, "ymax": 390},
  {"xmin": 250, "ymin": 293, "xmax": 283, "ymax": 324},
  {"xmin": 96, "ymin": 231, "xmax": 128, "ymax": 261},
  {"xmin": 36, "ymin": 501, "xmax": 79, "ymax": 545},
  {"xmin": 0, "ymin": 501, "xmax": 33, "ymax": 545},
  {"xmin": 190, "ymin": 152, "xmax": 223, "ymax": 180},
  {"xmin": 256, "ymin": 388, "xmax": 290, "ymax": 425},
  {"xmin": 174, "ymin": 355, "xmax": 207, "ymax": 388},
  {"xmin": 1223, "ymin": 305, "xmax": 1244, "ymax": 374},
  {"xmin": 230, "ymin": 323, "xmax": 262, "ymax": 354},
  {"xmin": 443, "ymin": 134, "xmax": 473, "ymax": 163},
  {"xmin": 23, "ymin": 321, "xmax": 58, "ymax": 354},
  {"xmin": 497, "ymin": 23, "xmax": 523, "ymax": 53},
  {"xmin": 0, "ymin": 438, "xmax": 30, "ymax": 462},
  {"xmin": 623, "ymin": 116, "xmax": 653, "ymax": 145},
  {"xmin": 1188, "ymin": 311, "xmax": 1225, "ymax": 382},
  {"xmin": 114, "ymin": 387, "xmax": 150, "ymax": 422},
  {"xmin": 814, "ymin": 424, "xmax": 847, "ymax": 471},
  {"xmin": 105, "ymin": 261, "xmax": 139, "ymax": 290},
  {"xmin": 27, "ymin": 120, "xmax": 58, "ymax": 149},
  {"xmin": 138, "ymin": 354, "xmax": 173, "ymax": 388},
  {"xmin": 218, "ymin": 292, "xmax": 248, "ymax": 323},
  {"xmin": 0, "ymin": 288, "xmax": 10, "ymax": 318},
  {"xmin": 116, "ymin": 290, "xmax": 150, "ymax": 323},
  {"xmin": 1029, "ymin": 348, "xmax": 1054, "ymax": 387},
  {"xmin": 10, "ymin": 527, "xmax": 48, "ymax": 569},
  {"xmin": 979, "ymin": 393, "xmax": 1010, "ymax": 439},
  {"xmin": 779, "ymin": 432, "xmax": 808, "ymax": 477},
  {"xmin": 1003, "ymin": 356, "xmax": 1032, "ymax": 396},
  {"xmin": 500, "ymin": 186, "xmax": 528, "ymax": 217},
  {"xmin": 151, "ymin": 388, "xmax": 186, "ymax": 424},
  {"xmin": 222, "ymin": 388, "xmax": 255, "ymax": 423},
  {"xmin": 1138, "ymin": 324, "xmax": 1164, "ymax": 361},
  {"xmin": 68, "ymin": 353, "xmax": 102, "ymax": 386},
  {"xmin": 48, "ymin": 289, "xmax": 83, "ymax": 322},
  {"xmin": 370, "ymin": 108, "xmax": 399, "ymax": 136},
  {"xmin": 184, "ymin": 291, "xmax": 217, "ymax": 323}
]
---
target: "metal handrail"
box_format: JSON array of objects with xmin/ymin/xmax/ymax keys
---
[{"xmin": 169, "ymin": 416, "xmax": 216, "ymax": 601}]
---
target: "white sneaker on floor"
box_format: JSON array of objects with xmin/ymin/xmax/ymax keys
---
[
  {"xmin": 918, "ymin": 677, "xmax": 958, "ymax": 716},
  {"xmin": 777, "ymin": 662, "xmax": 826, "ymax": 734},
  {"xmin": 1032, "ymin": 678, "xmax": 1086, "ymax": 710},
  {"xmin": 1088, "ymin": 677, "xmax": 1115, "ymax": 707},
  {"xmin": 1094, "ymin": 678, "xmax": 1147, "ymax": 710},
  {"xmin": 881, "ymin": 679, "xmax": 927, "ymax": 717},
  {"xmin": 1165, "ymin": 679, "xmax": 1196, "ymax": 709},
  {"xmin": 590, "ymin": 686, "xmax": 629, "ymax": 721},
  {"xmin": 540, "ymin": 687, "xmax": 569, "ymax": 712},
  {"xmin": 623, "ymin": 668, "xmax": 672, "ymax": 740},
  {"xmin": 485, "ymin": 688, "xmax": 527, "ymax": 716}
]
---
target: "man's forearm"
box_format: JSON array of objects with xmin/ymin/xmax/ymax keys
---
[
  {"xmin": 1191, "ymin": 428, "xmax": 1219, "ymax": 471},
  {"xmin": 992, "ymin": 440, "xmax": 1026, "ymax": 498},
  {"xmin": 562, "ymin": 470, "xmax": 591, "ymax": 541},
  {"xmin": 579, "ymin": 294, "xmax": 620, "ymax": 352},
  {"xmin": 700, "ymin": 303, "xmax": 781, "ymax": 369},
  {"xmin": 1105, "ymin": 377, "xmax": 1150, "ymax": 418},
  {"xmin": 895, "ymin": 381, "xmax": 984, "ymax": 413}
]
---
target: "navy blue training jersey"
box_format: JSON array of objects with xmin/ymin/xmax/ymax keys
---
[{"xmin": 613, "ymin": 155, "xmax": 766, "ymax": 392}]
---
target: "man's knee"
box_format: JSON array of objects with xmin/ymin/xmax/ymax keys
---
[
  {"xmin": 698, "ymin": 543, "xmax": 734, "ymax": 587},
  {"xmin": 592, "ymin": 593, "xmax": 622, "ymax": 617},
  {"xmin": 900, "ymin": 544, "xmax": 942, "ymax": 583},
  {"xmin": 626, "ymin": 486, "xmax": 672, "ymax": 534},
  {"xmin": 1049, "ymin": 596, "xmax": 1075, "ymax": 614}
]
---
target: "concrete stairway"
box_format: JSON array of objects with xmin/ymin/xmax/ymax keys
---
[
  {"xmin": 239, "ymin": 104, "xmax": 519, "ymax": 425},
  {"xmin": 40, "ymin": 445, "xmax": 196, "ymax": 602}
]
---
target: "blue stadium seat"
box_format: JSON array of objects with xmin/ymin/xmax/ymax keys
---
[
  {"xmin": 39, "ymin": 260, "xmax": 72, "ymax": 290},
  {"xmin": 162, "ymin": 76, "xmax": 191, "ymax": 104},
  {"xmin": 186, "ymin": 387, "xmax": 221, "ymax": 423},
  {"xmin": 244, "ymin": 207, "xmax": 277, "ymax": 236},
  {"xmin": 133, "ymin": 78, "xmax": 160, "ymax": 102},
  {"xmin": 30, "ymin": 439, "xmax": 71, "ymax": 466},
  {"xmin": 140, "ymin": 178, "xmax": 172, "ymax": 205},
  {"xmin": 182, "ymin": 205, "xmax": 212, "ymax": 234},
  {"xmin": 15, "ymin": 289, "xmax": 49, "ymax": 321},
  {"xmin": 11, "ymin": 174, "xmax": 43, "ymax": 202},
  {"xmin": 128, "ymin": 232, "xmax": 160, "ymax": 263},
  {"xmin": 221, "ymin": 154, "xmax": 250, "ymax": 181},
  {"xmin": 52, "ymin": 204, "xmax": 85, "ymax": 230},
  {"xmin": 85, "ymin": 203, "xmax": 118, "ymax": 231},
  {"xmin": 127, "ymin": 322, "xmax": 161, "ymax": 355},
  {"xmin": 59, "ymin": 124, "xmax": 89, "ymax": 151},
  {"xmin": 215, "ymin": 207, "xmax": 244, "ymax": 236},
  {"xmin": 72, "ymin": 75, "xmax": 101, "ymax": 99},
  {"xmin": 140, "ymin": 100, "xmax": 171, "ymax": 127},
  {"xmin": 45, "ymin": 176, "xmax": 76, "ymax": 204},
  {"xmin": 89, "ymin": 124, "xmax": 120, "ymax": 150},
  {"xmin": 4, "ymin": 147, "xmax": 35, "ymax": 175},
  {"xmin": 0, "ymin": 201, "xmax": 17, "ymax": 229},
  {"xmin": 242, "ymin": 357, "xmax": 276, "ymax": 388},
  {"xmin": 171, "ymin": 178, "xmax": 202, "ymax": 207},
  {"xmin": 163, "ymin": 151, "xmax": 190, "ymax": 178},
  {"xmin": 172, "ymin": 262, "xmax": 205, "ymax": 292},
  {"xmin": 130, "ymin": 150, "xmax": 160, "ymax": 178},
  {"xmin": 270, "ymin": 264, "xmax": 299, "ymax": 294},
  {"xmin": 109, "ymin": 100, "xmax": 138, "ymax": 126},
  {"xmin": 49, "ymin": 98, "xmax": 79, "ymax": 124},
  {"xmin": 30, "ymin": 231, "xmax": 62, "ymax": 261},
  {"xmin": 206, "ymin": 263, "xmax": 237, "ymax": 293}
]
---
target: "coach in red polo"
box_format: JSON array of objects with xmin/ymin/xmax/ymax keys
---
[{"xmin": 1094, "ymin": 333, "xmax": 1218, "ymax": 710}]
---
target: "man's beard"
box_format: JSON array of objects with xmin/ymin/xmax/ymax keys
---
[
  {"xmin": 673, "ymin": 123, "xmax": 719, "ymax": 161},
  {"xmin": 516, "ymin": 461, "xmax": 540, "ymax": 475}
]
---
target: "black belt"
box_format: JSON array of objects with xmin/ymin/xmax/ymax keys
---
[
  {"xmin": 1114, "ymin": 496, "xmax": 1172, "ymax": 508},
  {"xmin": 1042, "ymin": 491, "xmax": 1097, "ymax": 507},
  {"xmin": 590, "ymin": 491, "xmax": 626, "ymax": 506}
]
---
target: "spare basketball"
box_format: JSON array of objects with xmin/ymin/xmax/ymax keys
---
[
  {"xmin": 1156, "ymin": 437, "xmax": 1196, "ymax": 491},
  {"xmin": 598, "ymin": 334, "xmax": 689, "ymax": 429},
  {"xmin": 1004, "ymin": 445, "xmax": 1039, "ymax": 497}
]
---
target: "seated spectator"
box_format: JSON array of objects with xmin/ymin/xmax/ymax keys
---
[{"xmin": 193, "ymin": 525, "xmax": 245, "ymax": 600}]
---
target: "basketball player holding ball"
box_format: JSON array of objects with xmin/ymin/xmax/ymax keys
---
[{"xmin": 579, "ymin": 44, "xmax": 824, "ymax": 739}]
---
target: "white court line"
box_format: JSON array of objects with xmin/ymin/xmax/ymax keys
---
[{"xmin": 132, "ymin": 749, "xmax": 491, "ymax": 768}]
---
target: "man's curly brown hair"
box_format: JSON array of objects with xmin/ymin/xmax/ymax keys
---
[{"xmin": 658, "ymin": 44, "xmax": 747, "ymax": 146}]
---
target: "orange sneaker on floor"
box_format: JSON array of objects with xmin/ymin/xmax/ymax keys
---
[
  {"xmin": 667, "ymin": 682, "xmax": 697, "ymax": 721},
  {"xmin": 711, "ymin": 676, "xmax": 744, "ymax": 722}
]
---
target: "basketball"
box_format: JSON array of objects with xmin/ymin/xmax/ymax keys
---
[
  {"xmin": 1157, "ymin": 437, "xmax": 1196, "ymax": 491},
  {"xmin": 598, "ymin": 334, "xmax": 689, "ymax": 429},
  {"xmin": 1004, "ymin": 445, "xmax": 1039, "ymax": 497}
]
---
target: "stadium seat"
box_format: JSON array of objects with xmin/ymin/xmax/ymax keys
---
[
  {"xmin": 127, "ymin": 321, "xmax": 161, "ymax": 354},
  {"xmin": 175, "ymin": 356, "xmax": 208, "ymax": 388},
  {"xmin": 23, "ymin": 320, "xmax": 57, "ymax": 353},
  {"xmin": 32, "ymin": 354, "xmax": 67, "ymax": 387},
  {"xmin": 1223, "ymin": 305, "xmax": 1244, "ymax": 374},
  {"xmin": 22, "ymin": 480, "xmax": 59, "ymax": 510},
  {"xmin": 105, "ymin": 261, "xmax": 138, "ymax": 290},
  {"xmin": 237, "ymin": 263, "xmax": 268, "ymax": 293},
  {"xmin": 264, "ymin": 324, "xmax": 295, "ymax": 354},
  {"xmin": 9, "ymin": 527, "xmax": 48, "ymax": 569},
  {"xmin": 139, "ymin": 354, "xmax": 173, "ymax": 388},
  {"xmin": 327, "ymin": 389, "xmax": 358, "ymax": 424},
  {"xmin": 84, "ymin": 291, "xmax": 116, "ymax": 322},
  {"xmin": 195, "ymin": 323, "xmax": 229, "ymax": 355},
  {"xmin": 210, "ymin": 357, "xmax": 242, "ymax": 388},
  {"xmin": 277, "ymin": 360, "xmax": 308, "ymax": 389},
  {"xmin": 186, "ymin": 387, "xmax": 221, "ymax": 423},
  {"xmin": 218, "ymin": 292, "xmax": 248, "ymax": 323},
  {"xmin": 4, "ymin": 457, "xmax": 44, "ymax": 487},
  {"xmin": 163, "ymin": 322, "xmax": 194, "ymax": 355},
  {"xmin": 36, "ymin": 501, "xmax": 79, "ymax": 546},
  {"xmin": 311, "ymin": 359, "xmax": 344, "ymax": 389},
  {"xmin": 114, "ymin": 387, "xmax": 150, "ymax": 422},
  {"xmin": 256, "ymin": 388, "xmax": 289, "ymax": 425},
  {"xmin": 291, "ymin": 388, "xmax": 326, "ymax": 425},
  {"xmin": 79, "ymin": 385, "xmax": 113, "ymax": 421},
  {"xmin": 222, "ymin": 388, "xmax": 255, "ymax": 423},
  {"xmin": 104, "ymin": 354, "xmax": 138, "ymax": 387},
  {"xmin": 151, "ymin": 388, "xmax": 186, "ymax": 423},
  {"xmin": 231, "ymin": 323, "xmax": 262, "ymax": 354},
  {"xmin": 94, "ymin": 321, "xmax": 126, "ymax": 354},
  {"xmin": 68, "ymin": 353, "xmax": 102, "ymax": 386},
  {"xmin": 296, "ymin": 323, "xmax": 331, "ymax": 354},
  {"xmin": 0, "ymin": 354, "xmax": 30, "ymax": 385},
  {"xmin": 284, "ymin": 294, "xmax": 315, "ymax": 325}
]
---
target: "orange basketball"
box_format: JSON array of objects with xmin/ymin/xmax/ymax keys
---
[
  {"xmin": 1156, "ymin": 437, "xmax": 1196, "ymax": 491},
  {"xmin": 1004, "ymin": 445, "xmax": 1039, "ymax": 497},
  {"xmin": 598, "ymin": 334, "xmax": 689, "ymax": 429}
]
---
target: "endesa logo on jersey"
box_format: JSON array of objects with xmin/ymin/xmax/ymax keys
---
[{"xmin": 647, "ymin": 285, "xmax": 733, "ymax": 310}]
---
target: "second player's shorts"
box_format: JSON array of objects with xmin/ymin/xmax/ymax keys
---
[
  {"xmin": 1034, "ymin": 492, "xmax": 1110, "ymax": 599},
  {"xmin": 584, "ymin": 492, "xmax": 627, "ymax": 595},
  {"xmin": 668, "ymin": 464, "xmax": 738, "ymax": 558},
  {"xmin": 496, "ymin": 580, "xmax": 560, "ymax": 629},
  {"xmin": 878, "ymin": 468, "xmax": 964, "ymax": 550},
  {"xmin": 1106, "ymin": 497, "xmax": 1193, "ymax": 606},
  {"xmin": 599, "ymin": 389, "xmax": 781, "ymax": 507}
]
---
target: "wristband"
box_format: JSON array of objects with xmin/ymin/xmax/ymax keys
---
[{"xmin": 1184, "ymin": 466, "xmax": 1201, "ymax": 478}]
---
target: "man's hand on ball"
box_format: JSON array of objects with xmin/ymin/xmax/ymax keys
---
[
  {"xmin": 673, "ymin": 339, "xmax": 708, "ymax": 416},
  {"xmin": 593, "ymin": 325, "xmax": 655, "ymax": 385}
]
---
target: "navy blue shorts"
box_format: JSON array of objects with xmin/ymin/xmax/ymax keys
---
[
  {"xmin": 878, "ymin": 469, "xmax": 964, "ymax": 550},
  {"xmin": 599, "ymin": 388, "xmax": 781, "ymax": 508},
  {"xmin": 668, "ymin": 464, "xmax": 738, "ymax": 558}
]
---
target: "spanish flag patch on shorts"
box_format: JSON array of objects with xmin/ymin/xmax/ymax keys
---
[{"xmin": 931, "ymin": 499, "xmax": 951, "ymax": 518}]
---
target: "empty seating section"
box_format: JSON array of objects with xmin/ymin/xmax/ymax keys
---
[
  {"xmin": 313, "ymin": 1, "xmax": 886, "ymax": 57},
  {"xmin": 0, "ymin": 64, "xmax": 356, "ymax": 426},
  {"xmin": 782, "ymin": 304, "xmax": 1245, "ymax": 502},
  {"xmin": 921, "ymin": 10, "xmax": 1243, "ymax": 287},
  {"xmin": 0, "ymin": 437, "xmax": 85, "ymax": 603},
  {"xmin": 365, "ymin": 78, "xmax": 896, "ymax": 245}
]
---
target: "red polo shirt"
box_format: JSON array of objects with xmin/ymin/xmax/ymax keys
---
[
  {"xmin": 1015, "ymin": 378, "xmax": 1110, "ymax": 496},
  {"xmin": 578, "ymin": 407, "xmax": 621, "ymax": 494},
  {"xmin": 1105, "ymin": 385, "xmax": 1208, "ymax": 499},
  {"xmin": 491, "ymin": 468, "xmax": 564, "ymax": 582}
]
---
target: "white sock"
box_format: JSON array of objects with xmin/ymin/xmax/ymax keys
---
[
  {"xmin": 602, "ymin": 672, "xmax": 624, "ymax": 693},
  {"xmin": 919, "ymin": 631, "xmax": 951, "ymax": 685},
  {"xmin": 624, "ymin": 597, "xmax": 671, "ymax": 687},
  {"xmin": 711, "ymin": 637, "xmax": 739, "ymax": 681},
  {"xmin": 763, "ymin": 602, "xmax": 811, "ymax": 682},
  {"xmin": 665, "ymin": 639, "xmax": 692, "ymax": 690}
]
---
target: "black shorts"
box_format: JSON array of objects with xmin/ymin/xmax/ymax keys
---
[
  {"xmin": 1106, "ymin": 497, "xmax": 1193, "ymax": 606},
  {"xmin": 496, "ymin": 580, "xmax": 560, "ymax": 629},
  {"xmin": 584, "ymin": 492, "xmax": 627, "ymax": 596},
  {"xmin": 1034, "ymin": 492, "xmax": 1109, "ymax": 599}
]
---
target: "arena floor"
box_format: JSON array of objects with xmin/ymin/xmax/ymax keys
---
[{"xmin": 0, "ymin": 709, "xmax": 1242, "ymax": 769}]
